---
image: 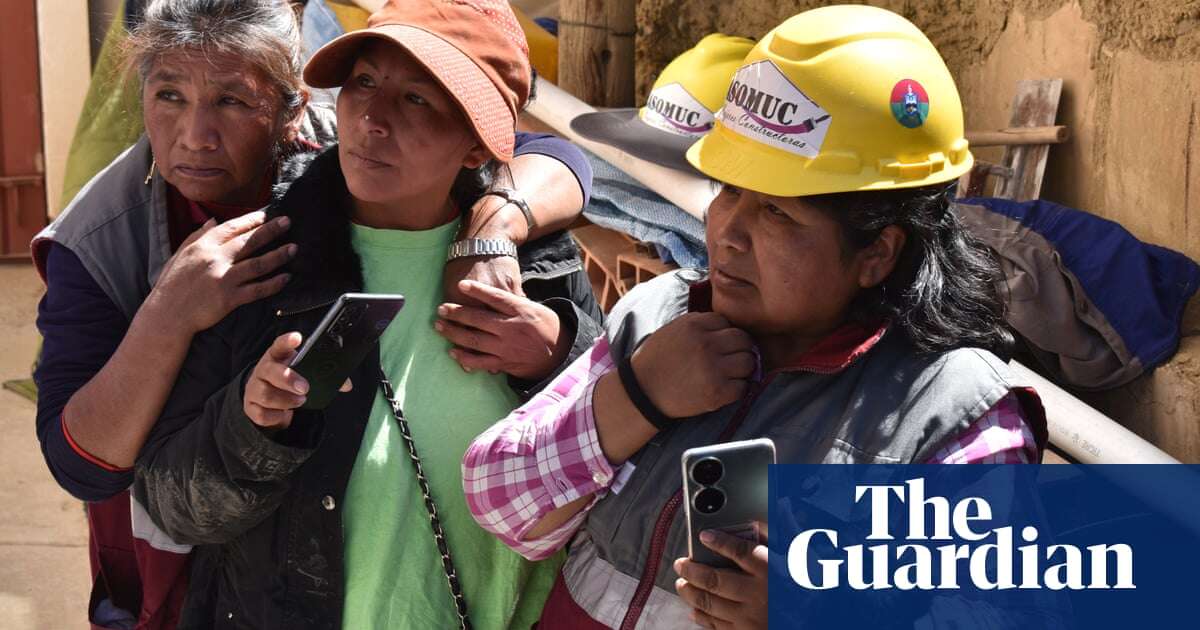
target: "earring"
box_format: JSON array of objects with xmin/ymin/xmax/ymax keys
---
[{"xmin": 144, "ymin": 158, "xmax": 156, "ymax": 185}]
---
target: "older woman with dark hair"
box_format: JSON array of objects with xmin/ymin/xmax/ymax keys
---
[
  {"xmin": 130, "ymin": 1, "xmax": 601, "ymax": 628},
  {"xmin": 463, "ymin": 6, "xmax": 1050, "ymax": 630},
  {"xmin": 33, "ymin": 0, "xmax": 595, "ymax": 626}
]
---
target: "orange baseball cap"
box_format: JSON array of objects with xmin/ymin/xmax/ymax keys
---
[{"xmin": 304, "ymin": 0, "xmax": 531, "ymax": 162}]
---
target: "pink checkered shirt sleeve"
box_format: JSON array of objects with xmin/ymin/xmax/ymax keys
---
[
  {"xmin": 463, "ymin": 336, "xmax": 618, "ymax": 561},
  {"xmin": 925, "ymin": 392, "xmax": 1039, "ymax": 464}
]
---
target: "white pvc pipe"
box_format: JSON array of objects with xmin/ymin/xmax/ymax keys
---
[
  {"xmin": 1008, "ymin": 361, "xmax": 1180, "ymax": 465},
  {"xmin": 1011, "ymin": 362, "xmax": 1200, "ymax": 539},
  {"xmin": 525, "ymin": 77, "xmax": 717, "ymax": 221}
]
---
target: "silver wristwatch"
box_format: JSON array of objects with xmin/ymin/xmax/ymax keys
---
[{"xmin": 446, "ymin": 238, "xmax": 519, "ymax": 261}]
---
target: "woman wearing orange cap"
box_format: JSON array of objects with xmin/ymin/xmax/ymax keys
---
[
  {"xmin": 131, "ymin": 1, "xmax": 598, "ymax": 628},
  {"xmin": 464, "ymin": 6, "xmax": 1053, "ymax": 629}
]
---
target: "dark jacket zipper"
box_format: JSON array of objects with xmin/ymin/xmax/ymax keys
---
[{"xmin": 618, "ymin": 374, "xmax": 778, "ymax": 630}]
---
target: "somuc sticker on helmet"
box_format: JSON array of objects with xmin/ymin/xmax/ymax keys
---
[
  {"xmin": 720, "ymin": 60, "xmax": 832, "ymax": 159},
  {"xmin": 891, "ymin": 79, "xmax": 930, "ymax": 128},
  {"xmin": 640, "ymin": 83, "xmax": 716, "ymax": 138}
]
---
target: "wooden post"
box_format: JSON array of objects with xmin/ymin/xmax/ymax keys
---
[
  {"xmin": 558, "ymin": 0, "xmax": 636, "ymax": 107},
  {"xmin": 996, "ymin": 79, "xmax": 1064, "ymax": 201}
]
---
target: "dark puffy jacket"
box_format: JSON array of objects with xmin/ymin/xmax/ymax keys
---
[{"xmin": 131, "ymin": 146, "xmax": 603, "ymax": 629}]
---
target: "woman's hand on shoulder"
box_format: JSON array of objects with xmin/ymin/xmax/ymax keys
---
[
  {"xmin": 631, "ymin": 313, "xmax": 756, "ymax": 419},
  {"xmin": 435, "ymin": 279, "xmax": 569, "ymax": 381},
  {"xmin": 148, "ymin": 211, "xmax": 296, "ymax": 334}
]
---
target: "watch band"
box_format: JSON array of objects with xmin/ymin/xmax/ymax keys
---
[
  {"xmin": 481, "ymin": 187, "xmax": 537, "ymax": 232},
  {"xmin": 446, "ymin": 238, "xmax": 519, "ymax": 262}
]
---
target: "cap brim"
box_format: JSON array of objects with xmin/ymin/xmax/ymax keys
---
[
  {"xmin": 304, "ymin": 25, "xmax": 516, "ymax": 161},
  {"xmin": 570, "ymin": 110, "xmax": 702, "ymax": 174}
]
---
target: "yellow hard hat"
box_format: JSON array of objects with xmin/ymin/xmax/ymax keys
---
[
  {"xmin": 638, "ymin": 34, "xmax": 755, "ymax": 137},
  {"xmin": 687, "ymin": 5, "xmax": 973, "ymax": 197},
  {"xmin": 571, "ymin": 33, "xmax": 753, "ymax": 172}
]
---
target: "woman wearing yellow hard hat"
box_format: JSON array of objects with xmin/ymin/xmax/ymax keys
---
[{"xmin": 462, "ymin": 6, "xmax": 1049, "ymax": 629}]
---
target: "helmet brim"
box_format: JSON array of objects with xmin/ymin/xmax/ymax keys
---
[
  {"xmin": 688, "ymin": 123, "xmax": 974, "ymax": 198},
  {"xmin": 571, "ymin": 110, "xmax": 703, "ymax": 175}
]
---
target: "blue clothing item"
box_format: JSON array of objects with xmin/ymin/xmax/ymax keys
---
[
  {"xmin": 533, "ymin": 17, "xmax": 558, "ymax": 36},
  {"xmin": 93, "ymin": 597, "xmax": 137, "ymax": 630},
  {"xmin": 518, "ymin": 133, "xmax": 593, "ymax": 209},
  {"xmin": 964, "ymin": 197, "xmax": 1200, "ymax": 371},
  {"xmin": 300, "ymin": 0, "xmax": 344, "ymax": 106},
  {"xmin": 34, "ymin": 131, "xmax": 593, "ymax": 501},
  {"xmin": 580, "ymin": 149, "xmax": 707, "ymax": 268},
  {"xmin": 34, "ymin": 245, "xmax": 133, "ymax": 501}
]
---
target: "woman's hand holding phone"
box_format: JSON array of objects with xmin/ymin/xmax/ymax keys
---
[
  {"xmin": 673, "ymin": 526, "xmax": 769, "ymax": 630},
  {"xmin": 244, "ymin": 332, "xmax": 351, "ymax": 430}
]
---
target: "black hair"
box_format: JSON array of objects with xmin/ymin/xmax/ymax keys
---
[
  {"xmin": 807, "ymin": 184, "xmax": 1014, "ymax": 358},
  {"xmin": 450, "ymin": 162, "xmax": 499, "ymax": 214}
]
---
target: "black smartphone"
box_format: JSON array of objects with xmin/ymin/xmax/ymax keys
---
[
  {"xmin": 288, "ymin": 293, "xmax": 405, "ymax": 410},
  {"xmin": 680, "ymin": 438, "xmax": 776, "ymax": 568}
]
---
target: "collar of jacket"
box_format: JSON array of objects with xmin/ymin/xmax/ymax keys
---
[
  {"xmin": 686, "ymin": 280, "xmax": 890, "ymax": 375},
  {"xmin": 267, "ymin": 146, "xmax": 366, "ymax": 316}
]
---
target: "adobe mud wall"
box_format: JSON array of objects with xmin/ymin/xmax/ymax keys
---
[{"xmin": 636, "ymin": 0, "xmax": 1200, "ymax": 460}]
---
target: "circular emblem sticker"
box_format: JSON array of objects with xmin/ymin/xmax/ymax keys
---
[{"xmin": 890, "ymin": 79, "xmax": 929, "ymax": 128}]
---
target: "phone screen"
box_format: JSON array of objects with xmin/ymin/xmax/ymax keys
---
[{"xmin": 289, "ymin": 293, "xmax": 405, "ymax": 410}]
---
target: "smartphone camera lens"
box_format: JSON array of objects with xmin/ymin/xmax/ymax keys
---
[
  {"xmin": 693, "ymin": 487, "xmax": 725, "ymax": 515},
  {"xmin": 691, "ymin": 457, "xmax": 724, "ymax": 486}
]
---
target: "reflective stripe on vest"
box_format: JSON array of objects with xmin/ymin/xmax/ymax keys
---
[{"xmin": 555, "ymin": 534, "xmax": 701, "ymax": 630}]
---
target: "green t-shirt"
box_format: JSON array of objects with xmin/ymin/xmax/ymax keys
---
[{"xmin": 342, "ymin": 220, "xmax": 562, "ymax": 629}]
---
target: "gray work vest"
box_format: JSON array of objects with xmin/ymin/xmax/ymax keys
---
[
  {"xmin": 563, "ymin": 269, "xmax": 1036, "ymax": 629},
  {"xmin": 32, "ymin": 104, "xmax": 338, "ymax": 320},
  {"xmin": 29, "ymin": 105, "xmax": 338, "ymax": 558}
]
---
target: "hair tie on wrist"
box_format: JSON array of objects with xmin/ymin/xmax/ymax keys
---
[{"xmin": 617, "ymin": 356, "xmax": 673, "ymax": 432}]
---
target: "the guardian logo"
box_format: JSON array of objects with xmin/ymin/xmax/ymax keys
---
[{"xmin": 787, "ymin": 478, "xmax": 1135, "ymax": 591}]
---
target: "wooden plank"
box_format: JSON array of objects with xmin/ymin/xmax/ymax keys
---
[
  {"xmin": 603, "ymin": 0, "xmax": 636, "ymax": 107},
  {"xmin": 558, "ymin": 0, "xmax": 635, "ymax": 107},
  {"xmin": 967, "ymin": 125, "xmax": 1069, "ymax": 147},
  {"xmin": 995, "ymin": 79, "xmax": 1063, "ymax": 201}
]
